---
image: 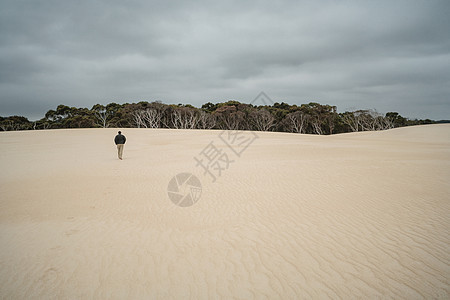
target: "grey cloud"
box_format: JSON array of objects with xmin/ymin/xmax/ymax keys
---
[{"xmin": 0, "ymin": 0, "xmax": 449, "ymax": 120}]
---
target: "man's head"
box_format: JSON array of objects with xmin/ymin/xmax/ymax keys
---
[{"xmin": 118, "ymin": 131, "xmax": 121, "ymax": 134}]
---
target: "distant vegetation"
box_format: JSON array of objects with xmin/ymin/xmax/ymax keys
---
[{"xmin": 0, "ymin": 101, "xmax": 438, "ymax": 134}]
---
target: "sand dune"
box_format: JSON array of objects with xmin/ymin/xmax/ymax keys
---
[{"xmin": 1, "ymin": 125, "xmax": 449, "ymax": 299}]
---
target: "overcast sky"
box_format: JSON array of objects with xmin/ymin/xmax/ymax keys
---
[{"xmin": 1, "ymin": 0, "xmax": 449, "ymax": 120}]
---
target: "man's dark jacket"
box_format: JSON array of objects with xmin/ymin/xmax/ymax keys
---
[{"xmin": 114, "ymin": 134, "xmax": 126, "ymax": 145}]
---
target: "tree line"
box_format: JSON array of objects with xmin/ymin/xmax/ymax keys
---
[{"xmin": 0, "ymin": 101, "xmax": 436, "ymax": 134}]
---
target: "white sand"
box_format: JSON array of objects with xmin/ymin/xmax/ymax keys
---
[{"xmin": 1, "ymin": 125, "xmax": 449, "ymax": 299}]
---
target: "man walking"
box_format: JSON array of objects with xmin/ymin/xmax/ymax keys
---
[{"xmin": 114, "ymin": 131, "xmax": 126, "ymax": 160}]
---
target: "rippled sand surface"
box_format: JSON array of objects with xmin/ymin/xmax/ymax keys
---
[{"xmin": 1, "ymin": 125, "xmax": 449, "ymax": 299}]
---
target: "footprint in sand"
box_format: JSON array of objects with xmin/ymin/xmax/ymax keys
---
[
  {"xmin": 39, "ymin": 268, "xmax": 59, "ymax": 285},
  {"xmin": 65, "ymin": 229, "xmax": 79, "ymax": 236}
]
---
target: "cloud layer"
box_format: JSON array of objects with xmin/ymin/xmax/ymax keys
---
[{"xmin": 1, "ymin": 0, "xmax": 449, "ymax": 120}]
